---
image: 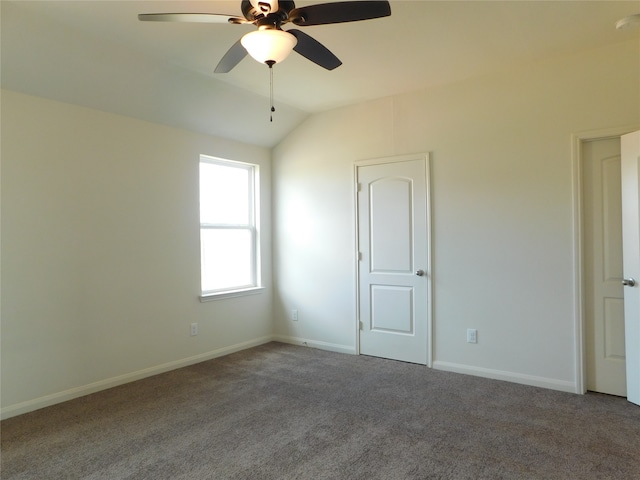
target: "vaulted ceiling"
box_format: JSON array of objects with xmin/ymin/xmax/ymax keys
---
[{"xmin": 2, "ymin": 1, "xmax": 638, "ymax": 147}]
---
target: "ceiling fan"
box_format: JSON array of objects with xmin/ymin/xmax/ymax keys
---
[{"xmin": 138, "ymin": 0, "xmax": 392, "ymax": 73}]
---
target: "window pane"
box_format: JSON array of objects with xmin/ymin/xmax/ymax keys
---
[
  {"xmin": 199, "ymin": 162, "xmax": 250, "ymax": 225},
  {"xmin": 201, "ymin": 229, "xmax": 253, "ymax": 292}
]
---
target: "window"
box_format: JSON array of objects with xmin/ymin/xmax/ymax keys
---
[{"xmin": 199, "ymin": 155, "xmax": 261, "ymax": 298}]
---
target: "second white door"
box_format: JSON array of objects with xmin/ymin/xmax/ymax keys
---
[
  {"xmin": 583, "ymin": 137, "xmax": 626, "ymax": 396},
  {"xmin": 356, "ymin": 155, "xmax": 430, "ymax": 365}
]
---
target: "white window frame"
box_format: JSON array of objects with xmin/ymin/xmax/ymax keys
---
[{"xmin": 199, "ymin": 155, "xmax": 263, "ymax": 301}]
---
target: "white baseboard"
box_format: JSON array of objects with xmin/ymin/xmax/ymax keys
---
[
  {"xmin": 273, "ymin": 335, "xmax": 356, "ymax": 356},
  {"xmin": 432, "ymin": 360, "xmax": 578, "ymax": 394},
  {"xmin": 1, "ymin": 335, "xmax": 275, "ymax": 420}
]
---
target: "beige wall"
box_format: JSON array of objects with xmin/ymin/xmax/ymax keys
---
[
  {"xmin": 272, "ymin": 39, "xmax": 640, "ymax": 391},
  {"xmin": 1, "ymin": 91, "xmax": 273, "ymax": 417}
]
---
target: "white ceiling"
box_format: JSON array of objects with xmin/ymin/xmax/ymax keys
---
[{"xmin": 2, "ymin": 1, "xmax": 638, "ymax": 147}]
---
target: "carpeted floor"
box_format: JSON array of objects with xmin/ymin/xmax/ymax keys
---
[{"xmin": 2, "ymin": 342, "xmax": 639, "ymax": 479}]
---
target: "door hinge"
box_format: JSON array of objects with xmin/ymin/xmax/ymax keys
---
[
  {"xmin": 358, "ymin": 252, "xmax": 362, "ymax": 261},
  {"xmin": 359, "ymin": 321, "xmax": 364, "ymax": 331},
  {"xmin": 357, "ymin": 182, "xmax": 362, "ymax": 192}
]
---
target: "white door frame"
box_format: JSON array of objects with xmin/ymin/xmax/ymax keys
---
[
  {"xmin": 354, "ymin": 153, "xmax": 433, "ymax": 367},
  {"xmin": 572, "ymin": 125, "xmax": 639, "ymax": 394}
]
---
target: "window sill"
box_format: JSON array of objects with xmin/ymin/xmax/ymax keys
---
[{"xmin": 199, "ymin": 287, "xmax": 265, "ymax": 302}]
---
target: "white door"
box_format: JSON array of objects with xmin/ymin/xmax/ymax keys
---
[
  {"xmin": 621, "ymin": 130, "xmax": 640, "ymax": 406},
  {"xmin": 583, "ymin": 138, "xmax": 626, "ymax": 396},
  {"xmin": 356, "ymin": 155, "xmax": 430, "ymax": 365}
]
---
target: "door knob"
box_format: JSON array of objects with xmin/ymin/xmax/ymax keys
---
[
  {"xmin": 415, "ymin": 269, "xmax": 425, "ymax": 276},
  {"xmin": 622, "ymin": 278, "xmax": 636, "ymax": 287}
]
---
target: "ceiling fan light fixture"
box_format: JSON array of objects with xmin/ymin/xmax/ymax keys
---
[{"xmin": 241, "ymin": 29, "xmax": 298, "ymax": 65}]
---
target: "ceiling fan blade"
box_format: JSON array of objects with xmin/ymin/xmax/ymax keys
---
[
  {"xmin": 138, "ymin": 13, "xmax": 249, "ymax": 25},
  {"xmin": 289, "ymin": 1, "xmax": 390, "ymax": 26},
  {"xmin": 288, "ymin": 29, "xmax": 342, "ymax": 70},
  {"xmin": 214, "ymin": 39, "xmax": 248, "ymax": 73}
]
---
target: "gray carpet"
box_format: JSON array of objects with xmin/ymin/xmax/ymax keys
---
[{"xmin": 2, "ymin": 342, "xmax": 639, "ymax": 479}]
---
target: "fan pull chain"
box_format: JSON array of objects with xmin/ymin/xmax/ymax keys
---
[{"xmin": 266, "ymin": 60, "xmax": 276, "ymax": 122}]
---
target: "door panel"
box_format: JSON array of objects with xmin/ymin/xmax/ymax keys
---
[
  {"xmin": 371, "ymin": 285, "xmax": 413, "ymax": 334},
  {"xmin": 370, "ymin": 178, "xmax": 413, "ymax": 272},
  {"xmin": 357, "ymin": 156, "xmax": 430, "ymax": 365},
  {"xmin": 583, "ymin": 138, "xmax": 626, "ymax": 396},
  {"xmin": 621, "ymin": 130, "xmax": 640, "ymax": 406}
]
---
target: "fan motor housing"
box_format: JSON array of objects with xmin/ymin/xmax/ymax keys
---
[{"xmin": 242, "ymin": 0, "xmax": 296, "ymax": 21}]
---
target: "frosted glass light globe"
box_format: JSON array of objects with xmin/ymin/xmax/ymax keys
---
[{"xmin": 241, "ymin": 29, "xmax": 297, "ymax": 65}]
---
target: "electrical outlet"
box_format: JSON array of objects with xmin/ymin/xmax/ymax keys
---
[
  {"xmin": 467, "ymin": 328, "xmax": 477, "ymax": 344},
  {"xmin": 191, "ymin": 322, "xmax": 198, "ymax": 336},
  {"xmin": 291, "ymin": 309, "xmax": 298, "ymax": 321}
]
